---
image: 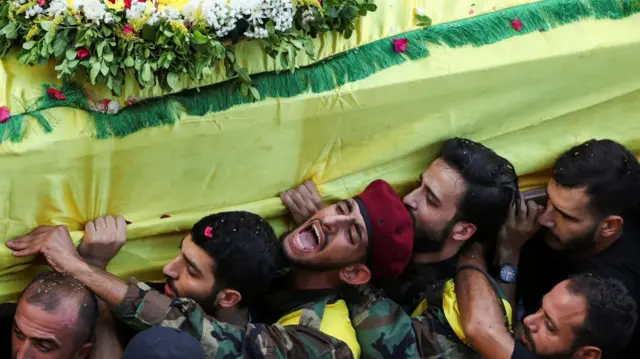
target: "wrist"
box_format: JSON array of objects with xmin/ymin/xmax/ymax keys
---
[
  {"xmin": 66, "ymin": 257, "xmax": 91, "ymax": 278},
  {"xmin": 497, "ymin": 248, "xmax": 520, "ymax": 265}
]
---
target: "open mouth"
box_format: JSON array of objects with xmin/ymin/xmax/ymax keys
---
[{"xmin": 292, "ymin": 220, "xmax": 324, "ymax": 253}]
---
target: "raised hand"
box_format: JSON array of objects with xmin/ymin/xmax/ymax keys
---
[
  {"xmin": 280, "ymin": 180, "xmax": 326, "ymax": 225},
  {"xmin": 498, "ymin": 198, "xmax": 544, "ymax": 257},
  {"xmin": 7, "ymin": 225, "xmax": 83, "ymax": 274},
  {"xmin": 78, "ymin": 215, "xmax": 127, "ymax": 270}
]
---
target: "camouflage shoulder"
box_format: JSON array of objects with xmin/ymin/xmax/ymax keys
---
[{"xmin": 244, "ymin": 323, "xmax": 354, "ymax": 359}]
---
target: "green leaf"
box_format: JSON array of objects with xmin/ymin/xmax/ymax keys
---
[
  {"xmin": 237, "ymin": 68, "xmax": 251, "ymax": 83},
  {"xmin": 226, "ymin": 51, "xmax": 235, "ymax": 63},
  {"xmin": 249, "ymin": 86, "xmax": 260, "ymax": 101},
  {"xmin": 66, "ymin": 48, "xmax": 77, "ymax": 60},
  {"xmin": 0, "ymin": 22, "xmax": 17, "ymax": 36},
  {"xmin": 90, "ymin": 63, "xmax": 101, "ymax": 83},
  {"xmin": 142, "ymin": 24, "xmax": 157, "ymax": 41},
  {"xmin": 124, "ymin": 56, "xmax": 134, "ymax": 67},
  {"xmin": 167, "ymin": 72, "xmax": 179, "ymax": 90},
  {"xmin": 40, "ymin": 21, "xmax": 53, "ymax": 31},
  {"xmin": 193, "ymin": 30, "xmax": 209, "ymax": 45},
  {"xmin": 202, "ymin": 66, "xmax": 212, "ymax": 78},
  {"xmin": 103, "ymin": 53, "xmax": 114, "ymax": 62},
  {"xmin": 365, "ymin": 3, "xmax": 377, "ymax": 11},
  {"xmin": 97, "ymin": 40, "xmax": 106, "ymax": 57},
  {"xmin": 102, "ymin": 27, "xmax": 112, "ymax": 36},
  {"xmin": 22, "ymin": 41, "xmax": 36, "ymax": 50},
  {"xmin": 240, "ymin": 83, "xmax": 249, "ymax": 97},
  {"xmin": 53, "ymin": 37, "xmax": 67, "ymax": 58},
  {"xmin": 141, "ymin": 63, "xmax": 152, "ymax": 82},
  {"xmin": 144, "ymin": 49, "xmax": 150, "ymax": 58},
  {"xmin": 100, "ymin": 61, "xmax": 109, "ymax": 76},
  {"xmin": 68, "ymin": 59, "xmax": 79, "ymax": 68}
]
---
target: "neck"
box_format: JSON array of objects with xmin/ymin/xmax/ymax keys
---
[
  {"xmin": 573, "ymin": 230, "xmax": 622, "ymax": 261},
  {"xmin": 214, "ymin": 306, "xmax": 250, "ymax": 326},
  {"xmin": 412, "ymin": 238, "xmax": 462, "ymax": 264},
  {"xmin": 291, "ymin": 269, "xmax": 341, "ymax": 290}
]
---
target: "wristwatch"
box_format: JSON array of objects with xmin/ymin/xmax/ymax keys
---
[{"xmin": 499, "ymin": 263, "xmax": 518, "ymax": 284}]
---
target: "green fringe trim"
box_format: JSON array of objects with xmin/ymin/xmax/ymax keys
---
[{"xmin": 2, "ymin": 0, "xmax": 640, "ymax": 142}]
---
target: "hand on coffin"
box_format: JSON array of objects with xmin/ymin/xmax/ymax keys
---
[{"xmin": 78, "ymin": 215, "xmax": 127, "ymax": 270}]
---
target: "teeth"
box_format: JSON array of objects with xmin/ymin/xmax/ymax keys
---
[{"xmin": 312, "ymin": 225, "xmax": 321, "ymax": 241}]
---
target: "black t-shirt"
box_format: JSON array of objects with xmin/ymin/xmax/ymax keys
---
[
  {"xmin": 0, "ymin": 303, "xmax": 16, "ymax": 358},
  {"xmin": 518, "ymin": 218, "xmax": 640, "ymax": 358},
  {"xmin": 511, "ymin": 340, "xmax": 541, "ymax": 359}
]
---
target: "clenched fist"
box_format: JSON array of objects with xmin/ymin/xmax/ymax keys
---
[
  {"xmin": 78, "ymin": 215, "xmax": 127, "ymax": 270},
  {"xmin": 280, "ymin": 180, "xmax": 326, "ymax": 225}
]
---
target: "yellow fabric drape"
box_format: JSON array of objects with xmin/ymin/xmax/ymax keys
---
[{"xmin": 1, "ymin": 3, "xmax": 640, "ymax": 299}]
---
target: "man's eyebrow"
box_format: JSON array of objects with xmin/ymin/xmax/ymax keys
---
[
  {"xmin": 343, "ymin": 199, "xmax": 353, "ymax": 213},
  {"xmin": 550, "ymin": 201, "xmax": 579, "ymax": 221},
  {"xmin": 541, "ymin": 296, "xmax": 558, "ymax": 331},
  {"xmin": 182, "ymin": 254, "xmax": 202, "ymax": 275},
  {"xmin": 13, "ymin": 320, "xmax": 62, "ymax": 347}
]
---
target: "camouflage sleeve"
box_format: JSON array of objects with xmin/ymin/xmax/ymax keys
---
[
  {"xmin": 114, "ymin": 279, "xmax": 353, "ymax": 359},
  {"xmin": 348, "ymin": 286, "xmax": 419, "ymax": 359}
]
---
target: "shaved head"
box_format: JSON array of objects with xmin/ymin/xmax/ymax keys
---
[{"xmin": 20, "ymin": 271, "xmax": 98, "ymax": 344}]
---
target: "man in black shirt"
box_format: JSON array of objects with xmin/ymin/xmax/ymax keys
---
[{"xmin": 455, "ymin": 241, "xmax": 637, "ymax": 359}]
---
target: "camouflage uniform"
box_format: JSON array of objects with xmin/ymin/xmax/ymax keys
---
[
  {"xmin": 114, "ymin": 279, "xmax": 354, "ymax": 359},
  {"xmin": 348, "ymin": 284, "xmax": 482, "ymax": 359}
]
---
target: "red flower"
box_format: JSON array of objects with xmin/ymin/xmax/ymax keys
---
[
  {"xmin": 126, "ymin": 97, "xmax": 137, "ymax": 106},
  {"xmin": 393, "ymin": 38, "xmax": 408, "ymax": 53},
  {"xmin": 511, "ymin": 18, "xmax": 523, "ymax": 31},
  {"xmin": 76, "ymin": 48, "xmax": 90, "ymax": 59},
  {"xmin": 138, "ymin": 0, "xmax": 146, "ymax": 2},
  {"xmin": 102, "ymin": 99, "xmax": 111, "ymax": 111},
  {"xmin": 38, "ymin": 0, "xmax": 46, "ymax": 6},
  {"xmin": 0, "ymin": 106, "xmax": 10, "ymax": 123},
  {"xmin": 109, "ymin": 0, "xmax": 115, "ymax": 3},
  {"xmin": 124, "ymin": 0, "xmax": 132, "ymax": 9},
  {"xmin": 123, "ymin": 25, "xmax": 135, "ymax": 34},
  {"xmin": 46, "ymin": 87, "xmax": 66, "ymax": 100}
]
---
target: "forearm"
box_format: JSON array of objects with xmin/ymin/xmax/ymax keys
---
[
  {"xmin": 66, "ymin": 260, "xmax": 129, "ymax": 308},
  {"xmin": 456, "ymin": 252, "xmax": 515, "ymax": 359},
  {"xmin": 90, "ymin": 299, "xmax": 123, "ymax": 359}
]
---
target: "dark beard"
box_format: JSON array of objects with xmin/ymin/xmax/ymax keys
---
[
  {"xmin": 524, "ymin": 322, "xmax": 576, "ymax": 359},
  {"xmin": 413, "ymin": 220, "xmax": 456, "ymax": 253},
  {"xmin": 548, "ymin": 226, "xmax": 598, "ymax": 253}
]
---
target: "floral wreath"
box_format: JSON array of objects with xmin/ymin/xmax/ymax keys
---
[{"xmin": 0, "ymin": 0, "xmax": 377, "ymax": 105}]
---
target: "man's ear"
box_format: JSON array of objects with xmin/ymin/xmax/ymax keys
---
[
  {"xmin": 216, "ymin": 288, "xmax": 242, "ymax": 308},
  {"xmin": 74, "ymin": 342, "xmax": 92, "ymax": 359},
  {"xmin": 451, "ymin": 221, "xmax": 476, "ymax": 242},
  {"xmin": 600, "ymin": 215, "xmax": 623, "ymax": 239},
  {"xmin": 339, "ymin": 263, "xmax": 371, "ymax": 286},
  {"xmin": 572, "ymin": 345, "xmax": 601, "ymax": 359}
]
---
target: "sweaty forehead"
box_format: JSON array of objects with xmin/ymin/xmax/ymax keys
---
[
  {"xmin": 423, "ymin": 158, "xmax": 466, "ymax": 202},
  {"xmin": 545, "ymin": 281, "xmax": 588, "ymax": 331},
  {"xmin": 182, "ymin": 235, "xmax": 216, "ymax": 271},
  {"xmin": 547, "ymin": 180, "xmax": 592, "ymax": 216},
  {"xmin": 16, "ymin": 300, "xmax": 78, "ymax": 337}
]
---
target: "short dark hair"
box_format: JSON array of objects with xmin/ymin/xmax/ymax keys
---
[
  {"xmin": 567, "ymin": 274, "xmax": 637, "ymax": 358},
  {"xmin": 552, "ymin": 139, "xmax": 640, "ymax": 217},
  {"xmin": 439, "ymin": 138, "xmax": 519, "ymax": 243},
  {"xmin": 20, "ymin": 271, "xmax": 98, "ymax": 344},
  {"xmin": 191, "ymin": 211, "xmax": 282, "ymax": 307}
]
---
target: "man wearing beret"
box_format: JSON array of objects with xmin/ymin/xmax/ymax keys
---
[
  {"xmin": 282, "ymin": 137, "xmax": 521, "ymax": 358},
  {"xmin": 7, "ymin": 180, "xmax": 415, "ymax": 359}
]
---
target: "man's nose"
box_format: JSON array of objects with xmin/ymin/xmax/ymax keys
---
[
  {"xmin": 15, "ymin": 341, "xmax": 34, "ymax": 359},
  {"xmin": 162, "ymin": 258, "xmax": 179, "ymax": 279},
  {"xmin": 537, "ymin": 206, "xmax": 555, "ymax": 229},
  {"xmin": 523, "ymin": 313, "xmax": 539, "ymax": 333},
  {"xmin": 403, "ymin": 190, "xmax": 418, "ymax": 210}
]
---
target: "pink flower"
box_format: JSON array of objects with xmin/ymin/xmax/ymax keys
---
[
  {"xmin": 47, "ymin": 87, "xmax": 66, "ymax": 100},
  {"xmin": 511, "ymin": 18, "xmax": 523, "ymax": 31},
  {"xmin": 0, "ymin": 106, "xmax": 10, "ymax": 123},
  {"xmin": 123, "ymin": 25, "xmax": 135, "ymax": 34},
  {"xmin": 393, "ymin": 38, "xmax": 408, "ymax": 53},
  {"xmin": 204, "ymin": 226, "xmax": 213, "ymax": 238},
  {"xmin": 38, "ymin": 0, "xmax": 46, "ymax": 6},
  {"xmin": 126, "ymin": 97, "xmax": 137, "ymax": 106},
  {"xmin": 76, "ymin": 48, "xmax": 90, "ymax": 59}
]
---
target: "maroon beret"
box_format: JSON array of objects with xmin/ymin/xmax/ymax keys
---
[{"xmin": 355, "ymin": 180, "xmax": 414, "ymax": 279}]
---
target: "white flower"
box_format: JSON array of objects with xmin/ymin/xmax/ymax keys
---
[
  {"xmin": 81, "ymin": 0, "xmax": 110, "ymax": 24},
  {"xmin": 146, "ymin": 12, "xmax": 160, "ymax": 25},
  {"xmin": 25, "ymin": 4, "xmax": 43, "ymax": 19},
  {"xmin": 106, "ymin": 100, "xmax": 121, "ymax": 114},
  {"xmin": 163, "ymin": 6, "xmax": 181, "ymax": 20},
  {"xmin": 72, "ymin": 0, "xmax": 83, "ymax": 11},
  {"xmin": 415, "ymin": 7, "xmax": 425, "ymax": 16},
  {"xmin": 126, "ymin": 1, "xmax": 148, "ymax": 20},
  {"xmin": 47, "ymin": 0, "xmax": 69, "ymax": 17}
]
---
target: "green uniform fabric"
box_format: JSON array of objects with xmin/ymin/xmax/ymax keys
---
[
  {"xmin": 348, "ymin": 285, "xmax": 481, "ymax": 359},
  {"xmin": 113, "ymin": 279, "xmax": 354, "ymax": 359}
]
